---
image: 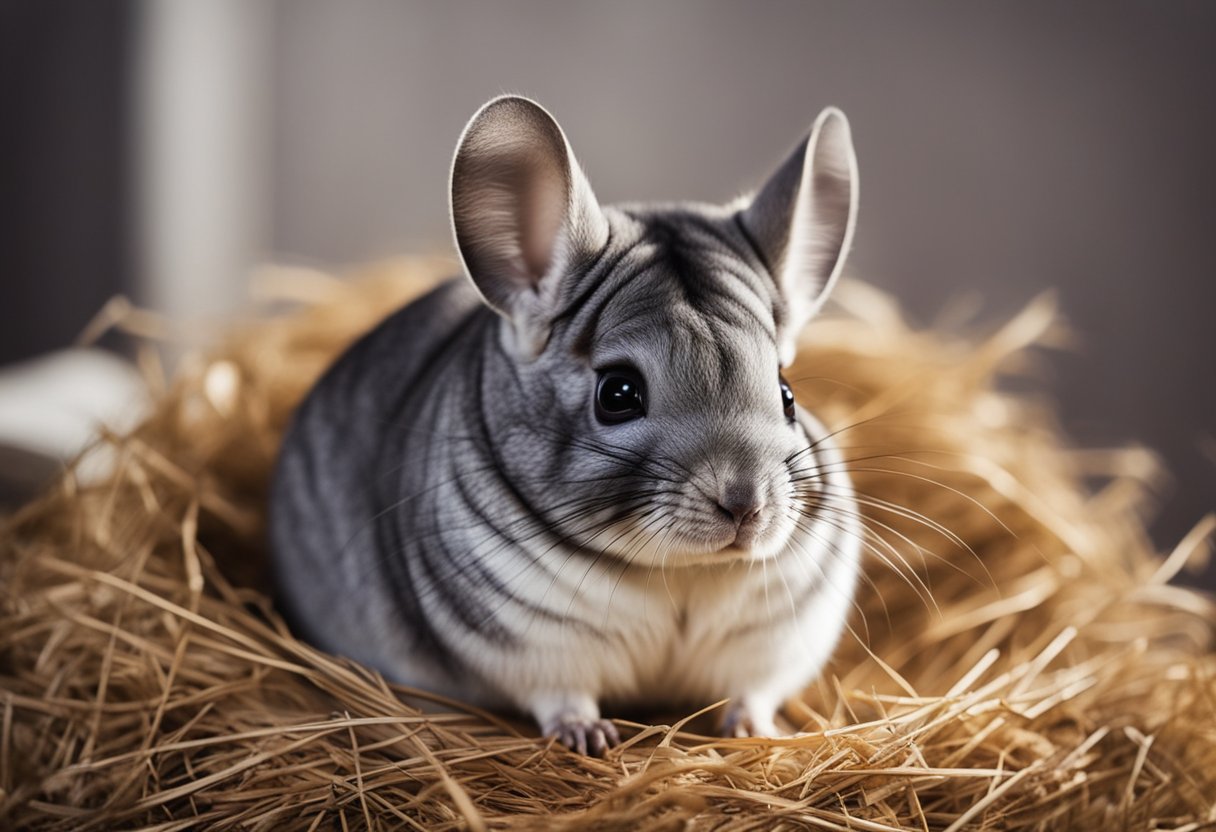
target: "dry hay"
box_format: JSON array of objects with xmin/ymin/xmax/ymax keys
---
[{"xmin": 1, "ymin": 257, "xmax": 1214, "ymax": 831}]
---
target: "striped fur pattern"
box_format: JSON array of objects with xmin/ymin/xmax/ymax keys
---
[{"xmin": 271, "ymin": 96, "xmax": 861, "ymax": 754}]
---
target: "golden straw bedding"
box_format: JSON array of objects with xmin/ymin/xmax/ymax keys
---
[{"xmin": 1, "ymin": 259, "xmax": 1213, "ymax": 831}]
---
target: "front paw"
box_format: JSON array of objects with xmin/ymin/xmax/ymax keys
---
[
  {"xmin": 719, "ymin": 698, "xmax": 780, "ymax": 738},
  {"xmin": 544, "ymin": 713, "xmax": 621, "ymax": 756},
  {"xmin": 529, "ymin": 691, "xmax": 620, "ymax": 756}
]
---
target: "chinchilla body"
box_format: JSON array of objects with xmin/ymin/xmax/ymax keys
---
[{"xmin": 272, "ymin": 96, "xmax": 862, "ymax": 752}]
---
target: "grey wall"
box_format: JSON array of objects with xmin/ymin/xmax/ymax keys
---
[
  {"xmin": 270, "ymin": 1, "xmax": 1215, "ymax": 577},
  {"xmin": 0, "ymin": 0, "xmax": 132, "ymax": 364}
]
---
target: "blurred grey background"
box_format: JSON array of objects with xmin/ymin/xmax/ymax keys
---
[{"xmin": 1, "ymin": 1, "xmax": 1213, "ymax": 585}]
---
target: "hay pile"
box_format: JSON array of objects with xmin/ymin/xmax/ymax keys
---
[{"xmin": 2, "ymin": 258, "xmax": 1213, "ymax": 831}]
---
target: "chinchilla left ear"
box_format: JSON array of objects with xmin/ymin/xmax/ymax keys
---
[
  {"xmin": 739, "ymin": 107, "xmax": 858, "ymax": 365},
  {"xmin": 450, "ymin": 95, "xmax": 609, "ymax": 359}
]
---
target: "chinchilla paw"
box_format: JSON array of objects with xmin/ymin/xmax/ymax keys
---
[{"xmin": 544, "ymin": 713, "xmax": 621, "ymax": 756}]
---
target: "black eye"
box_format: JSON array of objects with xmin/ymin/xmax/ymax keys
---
[
  {"xmin": 595, "ymin": 369, "xmax": 646, "ymax": 423},
  {"xmin": 779, "ymin": 374, "xmax": 796, "ymax": 422}
]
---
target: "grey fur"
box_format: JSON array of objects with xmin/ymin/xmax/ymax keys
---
[{"xmin": 271, "ymin": 96, "xmax": 861, "ymax": 752}]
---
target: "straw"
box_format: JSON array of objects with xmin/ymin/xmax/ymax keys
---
[{"xmin": 2, "ymin": 257, "xmax": 1213, "ymax": 830}]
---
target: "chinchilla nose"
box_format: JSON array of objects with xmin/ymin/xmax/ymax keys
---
[{"xmin": 717, "ymin": 480, "xmax": 765, "ymax": 528}]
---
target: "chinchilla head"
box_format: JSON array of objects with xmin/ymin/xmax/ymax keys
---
[{"xmin": 449, "ymin": 95, "xmax": 857, "ymax": 567}]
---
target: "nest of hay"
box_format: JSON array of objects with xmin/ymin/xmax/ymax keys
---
[{"xmin": 2, "ymin": 258, "xmax": 1214, "ymax": 831}]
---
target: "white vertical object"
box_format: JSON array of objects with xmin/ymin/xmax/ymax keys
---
[{"xmin": 134, "ymin": 0, "xmax": 272, "ymax": 329}]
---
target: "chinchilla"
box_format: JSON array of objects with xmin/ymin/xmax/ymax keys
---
[{"xmin": 271, "ymin": 95, "xmax": 861, "ymax": 755}]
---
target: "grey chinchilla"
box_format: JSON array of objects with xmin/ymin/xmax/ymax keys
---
[{"xmin": 271, "ymin": 95, "xmax": 862, "ymax": 755}]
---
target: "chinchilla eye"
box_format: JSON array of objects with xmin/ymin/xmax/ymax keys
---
[
  {"xmin": 595, "ymin": 369, "xmax": 646, "ymax": 423},
  {"xmin": 779, "ymin": 374, "xmax": 796, "ymax": 422}
]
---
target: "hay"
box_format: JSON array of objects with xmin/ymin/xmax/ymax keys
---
[{"xmin": 2, "ymin": 257, "xmax": 1214, "ymax": 831}]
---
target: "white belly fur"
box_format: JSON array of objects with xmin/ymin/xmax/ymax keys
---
[{"xmin": 409, "ymin": 504, "xmax": 862, "ymax": 720}]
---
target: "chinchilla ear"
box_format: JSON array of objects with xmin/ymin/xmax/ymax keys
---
[
  {"xmin": 739, "ymin": 107, "xmax": 858, "ymax": 365},
  {"xmin": 450, "ymin": 95, "xmax": 609, "ymax": 358}
]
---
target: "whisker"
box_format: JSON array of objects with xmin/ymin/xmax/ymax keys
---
[
  {"xmin": 802, "ymin": 460, "xmax": 1016, "ymax": 542},
  {"xmin": 786, "ymin": 505, "xmax": 939, "ymax": 618},
  {"xmin": 781, "ymin": 513, "xmax": 876, "ymax": 647},
  {"xmin": 799, "ymin": 486, "xmax": 994, "ymax": 590},
  {"xmin": 601, "ymin": 510, "xmax": 677, "ymax": 632}
]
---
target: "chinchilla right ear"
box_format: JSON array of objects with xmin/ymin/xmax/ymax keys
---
[
  {"xmin": 450, "ymin": 95, "xmax": 609, "ymax": 359},
  {"xmin": 739, "ymin": 107, "xmax": 859, "ymax": 366}
]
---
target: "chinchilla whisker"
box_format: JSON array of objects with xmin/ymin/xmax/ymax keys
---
[
  {"xmin": 787, "ymin": 502, "xmax": 929, "ymax": 591},
  {"xmin": 495, "ymin": 509, "xmax": 655, "ymax": 637},
  {"xmin": 487, "ymin": 492, "xmax": 672, "ymax": 576},
  {"xmin": 782, "ymin": 414, "xmax": 890, "ymax": 466},
  {"xmin": 792, "ymin": 496, "xmax": 941, "ymax": 583},
  {"xmin": 785, "ymin": 507, "xmax": 934, "ymax": 622},
  {"xmin": 797, "ymin": 461, "xmax": 1015, "ymax": 540},
  {"xmin": 786, "ymin": 447, "xmax": 933, "ymax": 474},
  {"xmin": 641, "ymin": 517, "xmax": 685, "ymax": 627},
  {"xmin": 779, "ymin": 517, "xmax": 876, "ymax": 648},
  {"xmin": 592, "ymin": 508, "xmax": 675, "ymax": 629},
  {"xmin": 533, "ymin": 509, "xmax": 668, "ymax": 631},
  {"xmin": 794, "ymin": 475, "xmax": 975, "ymax": 553},
  {"xmin": 566, "ymin": 505, "xmax": 668, "ymax": 617},
  {"xmin": 792, "ymin": 523, "xmax": 880, "ymax": 651},
  {"xmin": 465, "ymin": 501, "xmax": 667, "ymax": 632},
  {"xmin": 526, "ymin": 426, "xmax": 688, "ymax": 486},
  {"xmin": 400, "ymin": 486, "xmax": 666, "ymax": 560},
  {"xmin": 784, "ymin": 508, "xmax": 904, "ymax": 631},
  {"xmin": 781, "ymin": 372, "xmax": 867, "ymax": 398},
  {"xmin": 803, "ymin": 486, "xmax": 969, "ymax": 555},
  {"xmin": 358, "ymin": 489, "xmax": 670, "ymax": 601},
  {"xmin": 341, "ymin": 461, "xmax": 666, "ymax": 569},
  {"xmin": 530, "ymin": 501, "xmax": 674, "ymax": 617},
  {"xmin": 771, "ymin": 547, "xmax": 802, "ymax": 638},
  {"xmin": 797, "ymin": 486, "xmax": 992, "ymax": 587},
  {"xmin": 788, "ymin": 503, "xmax": 943, "ymax": 614},
  {"xmin": 542, "ymin": 426, "xmax": 706, "ymax": 488}
]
